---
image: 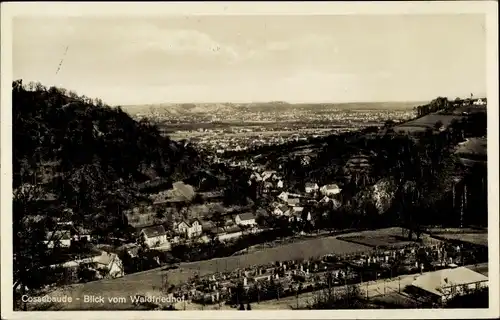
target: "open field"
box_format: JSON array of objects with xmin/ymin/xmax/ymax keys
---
[
  {"xmin": 340, "ymin": 235, "xmax": 417, "ymax": 248},
  {"xmin": 424, "ymin": 227, "xmax": 488, "ymax": 247},
  {"xmin": 430, "ymin": 233, "xmax": 489, "ymax": 247},
  {"xmin": 338, "ymin": 227, "xmax": 441, "ymax": 248},
  {"xmin": 394, "ymin": 114, "xmax": 463, "ymax": 133}
]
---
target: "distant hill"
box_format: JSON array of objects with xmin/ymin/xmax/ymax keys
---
[{"xmin": 119, "ymin": 101, "xmax": 424, "ymax": 117}]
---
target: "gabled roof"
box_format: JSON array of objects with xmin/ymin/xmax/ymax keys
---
[
  {"xmin": 305, "ymin": 183, "xmax": 317, "ymax": 188},
  {"xmin": 141, "ymin": 225, "xmax": 166, "ymax": 238},
  {"xmin": 411, "ymin": 267, "xmax": 488, "ymax": 297},
  {"xmin": 322, "ymin": 184, "xmax": 340, "ymax": 190},
  {"xmin": 287, "ymin": 198, "xmax": 300, "ymax": 205},
  {"xmin": 277, "ymin": 205, "xmax": 290, "ymax": 213},
  {"xmin": 237, "ymin": 212, "xmax": 256, "ymax": 221}
]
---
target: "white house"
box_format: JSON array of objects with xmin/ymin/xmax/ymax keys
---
[
  {"xmin": 93, "ymin": 251, "xmax": 125, "ymax": 278},
  {"xmin": 50, "ymin": 250, "xmax": 124, "ymax": 279},
  {"xmin": 44, "ymin": 230, "xmax": 72, "ymax": 248},
  {"xmin": 278, "ymin": 192, "xmax": 289, "ymax": 202},
  {"xmin": 411, "ymin": 267, "xmax": 488, "ymax": 304},
  {"xmin": 320, "ymin": 184, "xmax": 342, "ymax": 196},
  {"xmin": 305, "ymin": 183, "xmax": 319, "ymax": 194},
  {"xmin": 140, "ymin": 225, "xmax": 168, "ymax": 248},
  {"xmin": 473, "ymin": 98, "xmax": 486, "ymax": 106},
  {"xmin": 292, "ymin": 206, "xmax": 304, "ymax": 214},
  {"xmin": 235, "ymin": 212, "xmax": 257, "ymax": 226},
  {"xmin": 176, "ymin": 219, "xmax": 203, "ymax": 239},
  {"xmin": 71, "ymin": 226, "xmax": 92, "ymax": 242},
  {"xmin": 277, "ymin": 180, "xmax": 284, "ymax": 189}
]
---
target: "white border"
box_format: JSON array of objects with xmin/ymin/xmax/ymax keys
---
[{"xmin": 1, "ymin": 1, "xmax": 498, "ymax": 319}]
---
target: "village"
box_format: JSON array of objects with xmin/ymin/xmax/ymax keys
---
[{"xmin": 41, "ymin": 167, "xmax": 350, "ymax": 281}]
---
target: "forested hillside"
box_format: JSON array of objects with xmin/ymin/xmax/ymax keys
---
[{"xmin": 12, "ymin": 79, "xmax": 205, "ymax": 288}]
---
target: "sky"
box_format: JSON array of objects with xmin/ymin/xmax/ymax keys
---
[{"xmin": 13, "ymin": 15, "xmax": 487, "ymax": 106}]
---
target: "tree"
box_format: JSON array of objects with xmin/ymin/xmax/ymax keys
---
[
  {"xmin": 211, "ymin": 211, "xmax": 225, "ymax": 234},
  {"xmin": 434, "ymin": 120, "xmax": 444, "ymax": 131}
]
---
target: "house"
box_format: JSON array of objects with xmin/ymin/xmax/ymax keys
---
[
  {"xmin": 93, "ymin": 251, "xmax": 125, "ymax": 278},
  {"xmin": 277, "ymin": 180, "xmax": 284, "ymax": 189},
  {"xmin": 292, "ymin": 206, "xmax": 304, "ymax": 214},
  {"xmin": 71, "ymin": 226, "xmax": 92, "ymax": 242},
  {"xmin": 44, "ymin": 230, "xmax": 72, "ymax": 248},
  {"xmin": 278, "ymin": 192, "xmax": 289, "ymax": 202},
  {"xmin": 262, "ymin": 171, "xmax": 277, "ymax": 181},
  {"xmin": 287, "ymin": 198, "xmax": 301, "ymax": 207},
  {"xmin": 273, "ymin": 205, "xmax": 291, "ymax": 216},
  {"xmin": 320, "ymin": 184, "xmax": 342, "ymax": 196},
  {"xmin": 175, "ymin": 219, "xmax": 203, "ymax": 238},
  {"xmin": 410, "ymin": 267, "xmax": 488, "ymax": 304},
  {"xmin": 49, "ymin": 250, "xmax": 124, "ymax": 279},
  {"xmin": 305, "ymin": 183, "xmax": 319, "ymax": 194},
  {"xmin": 218, "ymin": 225, "xmax": 243, "ymax": 241},
  {"xmin": 235, "ymin": 212, "xmax": 257, "ymax": 226},
  {"xmin": 140, "ymin": 225, "xmax": 168, "ymax": 248},
  {"xmin": 473, "ymin": 98, "xmax": 486, "ymax": 106},
  {"xmin": 319, "ymin": 196, "xmax": 331, "ymax": 204},
  {"xmin": 250, "ymin": 172, "xmax": 263, "ymax": 182}
]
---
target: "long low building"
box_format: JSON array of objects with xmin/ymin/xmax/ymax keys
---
[{"xmin": 410, "ymin": 266, "xmax": 488, "ymax": 304}]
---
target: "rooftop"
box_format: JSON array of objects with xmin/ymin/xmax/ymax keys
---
[
  {"xmin": 411, "ymin": 267, "xmax": 488, "ymax": 297},
  {"xmin": 141, "ymin": 225, "xmax": 167, "ymax": 238},
  {"xmin": 94, "ymin": 251, "xmax": 119, "ymax": 266},
  {"xmin": 237, "ymin": 212, "xmax": 256, "ymax": 221}
]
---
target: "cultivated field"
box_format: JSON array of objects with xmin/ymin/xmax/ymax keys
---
[{"xmin": 394, "ymin": 114, "xmax": 463, "ymax": 133}]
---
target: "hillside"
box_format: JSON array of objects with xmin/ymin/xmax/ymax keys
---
[
  {"xmin": 13, "ymin": 80, "xmax": 204, "ymax": 190},
  {"xmin": 12, "ymin": 79, "xmax": 207, "ymax": 287}
]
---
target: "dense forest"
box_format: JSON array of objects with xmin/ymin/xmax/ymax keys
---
[{"xmin": 12, "ymin": 79, "xmax": 206, "ymax": 290}]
